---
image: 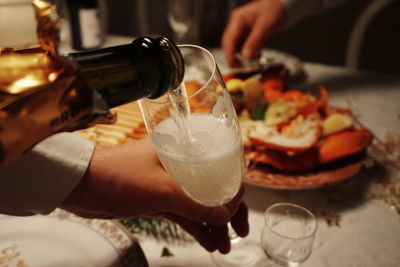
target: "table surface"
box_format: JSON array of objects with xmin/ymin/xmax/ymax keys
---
[{"xmin": 68, "ymin": 35, "xmax": 400, "ymax": 267}]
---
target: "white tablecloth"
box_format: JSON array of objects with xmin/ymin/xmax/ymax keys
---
[
  {"xmin": 138, "ymin": 46, "xmax": 400, "ymax": 267},
  {"xmin": 62, "ymin": 35, "xmax": 400, "ymax": 267},
  {"xmin": 140, "ymin": 201, "xmax": 400, "ymax": 267}
]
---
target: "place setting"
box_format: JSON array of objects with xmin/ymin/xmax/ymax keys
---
[{"xmin": 1, "ymin": 0, "xmax": 399, "ymax": 266}]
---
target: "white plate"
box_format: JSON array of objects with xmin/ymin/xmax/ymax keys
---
[{"xmin": 0, "ymin": 209, "xmax": 148, "ymax": 267}]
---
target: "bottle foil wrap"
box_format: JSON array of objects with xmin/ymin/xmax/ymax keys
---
[{"xmin": 0, "ymin": 0, "xmax": 114, "ymax": 165}]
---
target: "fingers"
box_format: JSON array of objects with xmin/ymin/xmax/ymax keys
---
[
  {"xmin": 240, "ymin": 7, "xmax": 286, "ymax": 60},
  {"xmin": 164, "ymin": 213, "xmax": 217, "ymax": 252},
  {"xmin": 222, "ymin": 8, "xmax": 251, "ymax": 67},
  {"xmin": 164, "ymin": 183, "xmax": 246, "ymax": 226},
  {"xmin": 209, "ymin": 224, "xmax": 231, "ymax": 254},
  {"xmin": 164, "ymin": 213, "xmax": 233, "ymax": 254},
  {"xmin": 230, "ymin": 202, "xmax": 249, "ymax": 238},
  {"xmin": 222, "ymin": 0, "xmax": 288, "ymax": 66},
  {"xmin": 162, "ymin": 201, "xmax": 248, "ymax": 254},
  {"xmin": 240, "ymin": 19, "xmax": 269, "ymax": 60}
]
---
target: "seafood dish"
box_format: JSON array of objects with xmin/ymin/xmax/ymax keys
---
[
  {"xmin": 223, "ymin": 64, "xmax": 373, "ymax": 188},
  {"xmin": 77, "ymin": 64, "xmax": 373, "ymax": 189}
]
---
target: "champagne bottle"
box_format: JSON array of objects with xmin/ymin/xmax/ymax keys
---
[
  {"xmin": 66, "ymin": 0, "xmax": 104, "ymax": 50},
  {"xmin": 69, "ymin": 37, "xmax": 184, "ymax": 107},
  {"xmin": 0, "ymin": 37, "xmax": 184, "ymax": 165}
]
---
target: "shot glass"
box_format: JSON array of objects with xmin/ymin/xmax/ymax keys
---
[{"xmin": 261, "ymin": 203, "xmax": 317, "ymax": 266}]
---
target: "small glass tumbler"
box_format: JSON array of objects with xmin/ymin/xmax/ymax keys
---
[{"xmin": 261, "ymin": 203, "xmax": 317, "ymax": 267}]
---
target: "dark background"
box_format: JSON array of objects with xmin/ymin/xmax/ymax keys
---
[{"xmin": 105, "ymin": 0, "xmax": 400, "ymax": 74}]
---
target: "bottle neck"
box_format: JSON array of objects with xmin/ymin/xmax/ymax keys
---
[{"xmin": 68, "ymin": 37, "xmax": 184, "ymax": 108}]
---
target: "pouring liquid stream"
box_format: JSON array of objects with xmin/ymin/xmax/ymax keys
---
[
  {"xmin": 167, "ymin": 82, "xmax": 221, "ymax": 155},
  {"xmin": 167, "ymin": 82, "xmax": 192, "ymax": 145}
]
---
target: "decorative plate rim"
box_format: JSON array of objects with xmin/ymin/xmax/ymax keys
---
[
  {"xmin": 244, "ymin": 161, "xmax": 363, "ymax": 190},
  {"xmin": 0, "ymin": 209, "xmax": 148, "ymax": 267}
]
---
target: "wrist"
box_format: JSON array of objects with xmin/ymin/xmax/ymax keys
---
[{"xmin": 60, "ymin": 145, "xmax": 114, "ymax": 217}]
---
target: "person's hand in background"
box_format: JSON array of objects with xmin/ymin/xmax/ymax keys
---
[
  {"xmin": 61, "ymin": 137, "xmax": 249, "ymax": 254},
  {"xmin": 222, "ymin": 0, "xmax": 287, "ymax": 67}
]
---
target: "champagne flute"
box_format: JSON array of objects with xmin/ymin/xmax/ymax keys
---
[{"xmin": 138, "ymin": 44, "xmax": 244, "ymax": 206}]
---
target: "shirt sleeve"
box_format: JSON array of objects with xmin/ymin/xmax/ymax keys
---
[
  {"xmin": 281, "ymin": 0, "xmax": 351, "ymax": 27},
  {"xmin": 0, "ymin": 132, "xmax": 95, "ymax": 216}
]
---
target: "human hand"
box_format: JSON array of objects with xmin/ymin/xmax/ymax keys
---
[
  {"xmin": 61, "ymin": 137, "xmax": 249, "ymax": 253},
  {"xmin": 222, "ymin": 0, "xmax": 287, "ymax": 67}
]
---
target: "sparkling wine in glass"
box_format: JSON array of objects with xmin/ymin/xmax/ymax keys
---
[{"xmin": 138, "ymin": 44, "xmax": 244, "ymax": 206}]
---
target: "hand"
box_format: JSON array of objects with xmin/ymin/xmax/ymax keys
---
[
  {"xmin": 61, "ymin": 137, "xmax": 249, "ymax": 253},
  {"xmin": 222, "ymin": 0, "xmax": 287, "ymax": 67}
]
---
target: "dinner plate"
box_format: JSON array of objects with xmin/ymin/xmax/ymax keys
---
[
  {"xmin": 244, "ymin": 162, "xmax": 363, "ymax": 190},
  {"xmin": 0, "ymin": 209, "xmax": 148, "ymax": 267}
]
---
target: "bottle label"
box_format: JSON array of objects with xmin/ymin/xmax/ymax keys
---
[{"xmin": 78, "ymin": 8, "xmax": 103, "ymax": 49}]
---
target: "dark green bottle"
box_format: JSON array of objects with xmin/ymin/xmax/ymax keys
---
[{"xmin": 69, "ymin": 36, "xmax": 184, "ymax": 107}]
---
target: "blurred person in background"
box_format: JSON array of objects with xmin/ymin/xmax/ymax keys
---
[{"xmin": 222, "ymin": 0, "xmax": 350, "ymax": 67}]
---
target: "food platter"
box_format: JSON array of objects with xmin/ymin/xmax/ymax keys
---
[
  {"xmin": 77, "ymin": 51, "xmax": 372, "ymax": 191},
  {"xmin": 223, "ymin": 58, "xmax": 372, "ymax": 190},
  {"xmin": 0, "ymin": 209, "xmax": 148, "ymax": 267}
]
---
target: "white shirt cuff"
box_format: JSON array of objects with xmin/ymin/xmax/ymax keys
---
[{"xmin": 0, "ymin": 132, "xmax": 95, "ymax": 216}]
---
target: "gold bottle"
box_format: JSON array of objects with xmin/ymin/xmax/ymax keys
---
[{"xmin": 0, "ymin": 0, "xmax": 184, "ymax": 164}]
